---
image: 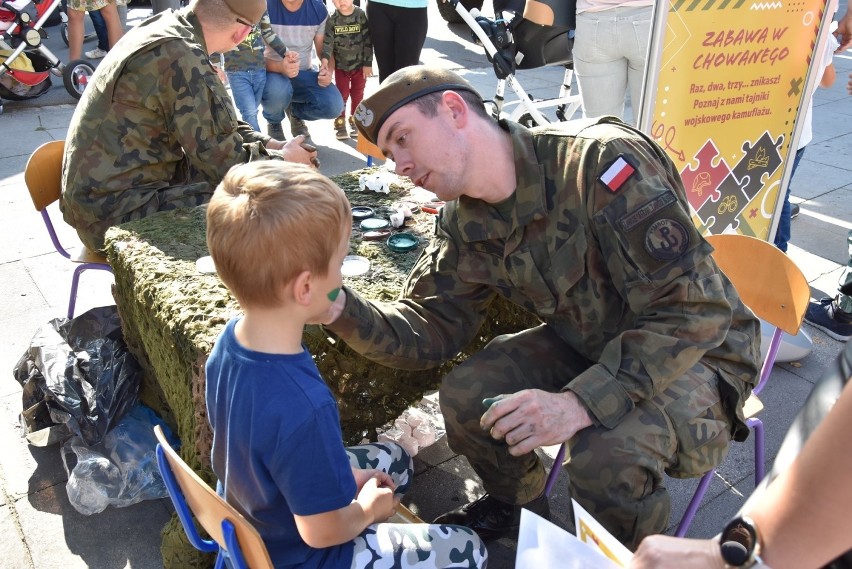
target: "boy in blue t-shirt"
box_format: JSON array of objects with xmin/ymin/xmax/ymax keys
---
[{"xmin": 204, "ymin": 161, "xmax": 487, "ymax": 568}]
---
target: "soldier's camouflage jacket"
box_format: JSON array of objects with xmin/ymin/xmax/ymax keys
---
[
  {"xmin": 329, "ymin": 117, "xmax": 761, "ymax": 440},
  {"xmin": 60, "ymin": 8, "xmax": 274, "ymax": 251},
  {"xmin": 320, "ymin": 8, "xmax": 372, "ymax": 72}
]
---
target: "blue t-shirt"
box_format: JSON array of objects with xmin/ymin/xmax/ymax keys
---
[{"xmin": 206, "ymin": 319, "xmax": 357, "ymax": 568}]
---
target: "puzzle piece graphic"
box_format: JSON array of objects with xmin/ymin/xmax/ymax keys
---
[
  {"xmin": 731, "ymin": 132, "xmax": 783, "ymax": 201},
  {"xmin": 680, "ymin": 140, "xmax": 730, "ymax": 212},
  {"xmin": 697, "ymin": 173, "xmax": 747, "ymax": 234}
]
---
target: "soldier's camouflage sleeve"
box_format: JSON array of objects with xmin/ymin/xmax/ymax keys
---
[{"xmin": 327, "ymin": 232, "xmax": 498, "ymax": 370}]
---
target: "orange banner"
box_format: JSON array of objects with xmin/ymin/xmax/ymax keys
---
[{"xmin": 639, "ymin": 0, "xmax": 833, "ymax": 240}]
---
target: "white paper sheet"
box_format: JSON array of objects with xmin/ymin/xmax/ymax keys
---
[{"xmin": 516, "ymin": 508, "xmax": 623, "ymax": 569}]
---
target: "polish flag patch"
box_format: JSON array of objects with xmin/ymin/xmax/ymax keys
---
[{"xmin": 599, "ymin": 155, "xmax": 635, "ymax": 193}]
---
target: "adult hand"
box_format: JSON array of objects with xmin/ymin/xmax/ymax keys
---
[
  {"xmin": 275, "ymin": 135, "xmax": 318, "ymax": 168},
  {"xmin": 282, "ymin": 51, "xmax": 300, "ymax": 79},
  {"xmin": 317, "ymin": 65, "xmax": 332, "ymax": 87},
  {"xmin": 836, "ymin": 11, "xmax": 852, "ymax": 52},
  {"xmin": 480, "ymin": 389, "xmax": 593, "ymax": 456},
  {"xmin": 629, "ymin": 535, "xmax": 725, "ymax": 569}
]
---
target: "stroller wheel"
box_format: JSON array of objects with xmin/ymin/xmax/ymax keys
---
[
  {"xmin": 61, "ymin": 23, "xmax": 68, "ymax": 46},
  {"xmin": 63, "ymin": 59, "xmax": 96, "ymax": 99}
]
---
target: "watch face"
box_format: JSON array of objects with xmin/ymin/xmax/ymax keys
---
[{"xmin": 721, "ymin": 517, "xmax": 758, "ymax": 566}]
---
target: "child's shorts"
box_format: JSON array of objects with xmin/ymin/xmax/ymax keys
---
[{"xmin": 67, "ymin": 0, "xmax": 117, "ymax": 12}]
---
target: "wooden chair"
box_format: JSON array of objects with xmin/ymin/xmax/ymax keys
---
[
  {"xmin": 154, "ymin": 425, "xmax": 274, "ymax": 569},
  {"xmin": 24, "ymin": 140, "xmax": 111, "ymax": 319},
  {"xmin": 674, "ymin": 233, "xmax": 810, "ymax": 535},
  {"xmin": 155, "ymin": 425, "xmax": 426, "ymax": 569}
]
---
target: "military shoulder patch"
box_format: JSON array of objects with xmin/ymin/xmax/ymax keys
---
[
  {"xmin": 644, "ymin": 218, "xmax": 690, "ymax": 261},
  {"xmin": 599, "ymin": 155, "xmax": 635, "ymax": 193}
]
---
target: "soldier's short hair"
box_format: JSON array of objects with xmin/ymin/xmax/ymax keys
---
[{"xmin": 207, "ymin": 161, "xmax": 351, "ymax": 308}]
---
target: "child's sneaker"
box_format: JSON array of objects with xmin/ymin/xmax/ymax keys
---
[
  {"xmin": 334, "ymin": 117, "xmax": 349, "ymax": 140},
  {"xmin": 348, "ymin": 116, "xmax": 359, "ymax": 139}
]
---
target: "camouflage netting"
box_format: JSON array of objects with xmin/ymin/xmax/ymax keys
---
[{"xmin": 104, "ymin": 167, "xmax": 540, "ymax": 569}]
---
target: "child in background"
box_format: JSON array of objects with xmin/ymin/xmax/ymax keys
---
[
  {"xmin": 320, "ymin": 0, "xmax": 372, "ymax": 140},
  {"xmin": 774, "ymin": 24, "xmax": 838, "ymax": 252},
  {"xmin": 204, "ymin": 161, "xmax": 487, "ymax": 568},
  {"xmin": 223, "ymin": 11, "xmax": 288, "ymax": 133}
]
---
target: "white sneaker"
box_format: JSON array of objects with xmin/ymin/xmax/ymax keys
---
[{"xmin": 85, "ymin": 48, "xmax": 108, "ymax": 59}]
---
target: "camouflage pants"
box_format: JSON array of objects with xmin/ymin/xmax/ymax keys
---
[
  {"xmin": 439, "ymin": 324, "xmax": 733, "ymax": 550},
  {"xmin": 347, "ymin": 443, "xmax": 487, "ymax": 568},
  {"xmin": 81, "ymin": 182, "xmax": 213, "ymax": 252}
]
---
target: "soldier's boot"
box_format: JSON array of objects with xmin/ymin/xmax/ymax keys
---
[
  {"xmin": 432, "ymin": 492, "xmax": 550, "ymax": 541},
  {"xmin": 289, "ymin": 114, "xmax": 311, "ymax": 143},
  {"xmin": 267, "ymin": 121, "xmax": 285, "ymax": 141},
  {"xmin": 334, "ymin": 116, "xmax": 349, "ymax": 140},
  {"xmin": 348, "ymin": 116, "xmax": 359, "ymax": 139}
]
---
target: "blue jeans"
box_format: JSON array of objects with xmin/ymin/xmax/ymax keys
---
[
  {"xmin": 261, "ymin": 70, "xmax": 344, "ymax": 125},
  {"xmin": 773, "ymin": 146, "xmax": 806, "ymax": 252},
  {"xmin": 227, "ymin": 68, "xmax": 266, "ymax": 132},
  {"xmin": 89, "ymin": 9, "xmax": 108, "ymax": 51}
]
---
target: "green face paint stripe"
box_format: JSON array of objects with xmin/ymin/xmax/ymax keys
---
[{"xmin": 327, "ymin": 287, "xmax": 341, "ymax": 302}]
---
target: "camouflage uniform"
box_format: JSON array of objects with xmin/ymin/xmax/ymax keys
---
[
  {"xmin": 60, "ymin": 8, "xmax": 278, "ymax": 252},
  {"xmin": 347, "ymin": 443, "xmax": 488, "ymax": 568},
  {"xmin": 327, "ymin": 117, "xmax": 761, "ymax": 549},
  {"xmin": 321, "ymin": 8, "xmax": 372, "ymax": 72}
]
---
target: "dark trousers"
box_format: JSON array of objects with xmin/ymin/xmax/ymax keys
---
[{"xmin": 365, "ymin": 2, "xmax": 428, "ymax": 82}]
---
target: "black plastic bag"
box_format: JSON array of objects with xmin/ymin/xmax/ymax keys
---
[{"xmin": 13, "ymin": 305, "xmax": 142, "ymax": 446}]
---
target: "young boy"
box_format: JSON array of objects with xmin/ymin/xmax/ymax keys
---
[
  {"xmin": 222, "ymin": 11, "xmax": 289, "ymax": 133},
  {"xmin": 320, "ymin": 0, "xmax": 373, "ymax": 140},
  {"xmin": 204, "ymin": 161, "xmax": 487, "ymax": 568}
]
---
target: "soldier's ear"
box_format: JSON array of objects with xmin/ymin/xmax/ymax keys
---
[{"xmin": 443, "ymin": 92, "xmax": 467, "ymax": 127}]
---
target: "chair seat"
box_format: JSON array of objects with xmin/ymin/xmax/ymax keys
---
[
  {"xmin": 742, "ymin": 393, "xmax": 764, "ymax": 419},
  {"xmin": 74, "ymin": 247, "xmax": 109, "ymax": 265},
  {"xmin": 390, "ymin": 504, "xmax": 425, "ymax": 524}
]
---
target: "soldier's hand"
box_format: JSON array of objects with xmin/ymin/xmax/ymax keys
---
[
  {"xmin": 318, "ymin": 287, "xmax": 347, "ymax": 325},
  {"xmin": 629, "ymin": 535, "xmax": 725, "ymax": 569},
  {"xmin": 278, "ymin": 135, "xmax": 318, "ymax": 168},
  {"xmin": 480, "ymin": 389, "xmax": 593, "ymax": 456}
]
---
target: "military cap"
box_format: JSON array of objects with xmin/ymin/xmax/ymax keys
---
[
  {"xmin": 223, "ymin": 0, "xmax": 265, "ymax": 25},
  {"xmin": 353, "ymin": 65, "xmax": 482, "ymax": 144}
]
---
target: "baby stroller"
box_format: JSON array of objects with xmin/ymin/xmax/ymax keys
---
[
  {"xmin": 449, "ymin": 0, "xmax": 582, "ymax": 127},
  {"xmin": 0, "ymin": 0, "xmax": 95, "ymax": 114}
]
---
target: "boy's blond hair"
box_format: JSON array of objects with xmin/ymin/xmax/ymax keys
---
[{"xmin": 207, "ymin": 161, "xmax": 351, "ymax": 308}]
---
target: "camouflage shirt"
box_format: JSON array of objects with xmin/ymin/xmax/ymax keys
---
[
  {"xmin": 328, "ymin": 117, "xmax": 760, "ymax": 435},
  {"xmin": 320, "ymin": 8, "xmax": 372, "ymax": 71},
  {"xmin": 60, "ymin": 8, "xmax": 274, "ymax": 251},
  {"xmin": 222, "ymin": 11, "xmax": 288, "ymax": 72}
]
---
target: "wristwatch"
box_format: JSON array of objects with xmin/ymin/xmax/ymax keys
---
[{"xmin": 719, "ymin": 515, "xmax": 763, "ymax": 567}]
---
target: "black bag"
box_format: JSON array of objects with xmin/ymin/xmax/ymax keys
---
[{"xmin": 13, "ymin": 306, "xmax": 142, "ymax": 446}]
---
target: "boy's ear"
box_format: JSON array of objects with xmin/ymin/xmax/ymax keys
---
[{"xmin": 291, "ymin": 270, "xmax": 314, "ymax": 306}]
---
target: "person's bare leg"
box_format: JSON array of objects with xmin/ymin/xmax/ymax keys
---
[
  {"xmin": 100, "ymin": 2, "xmax": 124, "ymax": 49},
  {"xmin": 67, "ymin": 8, "xmax": 85, "ymax": 61}
]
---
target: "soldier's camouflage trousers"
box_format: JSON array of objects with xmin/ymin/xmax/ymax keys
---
[
  {"xmin": 439, "ymin": 324, "xmax": 733, "ymax": 550},
  {"xmin": 346, "ymin": 443, "xmax": 488, "ymax": 568},
  {"xmin": 80, "ymin": 182, "xmax": 214, "ymax": 252}
]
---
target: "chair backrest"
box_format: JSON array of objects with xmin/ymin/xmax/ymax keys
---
[
  {"xmin": 706, "ymin": 233, "xmax": 811, "ymax": 394},
  {"xmin": 24, "ymin": 139, "xmax": 64, "ymax": 212},
  {"xmin": 153, "ymin": 425, "xmax": 274, "ymax": 569},
  {"xmin": 705, "ymin": 234, "xmax": 810, "ymax": 336}
]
